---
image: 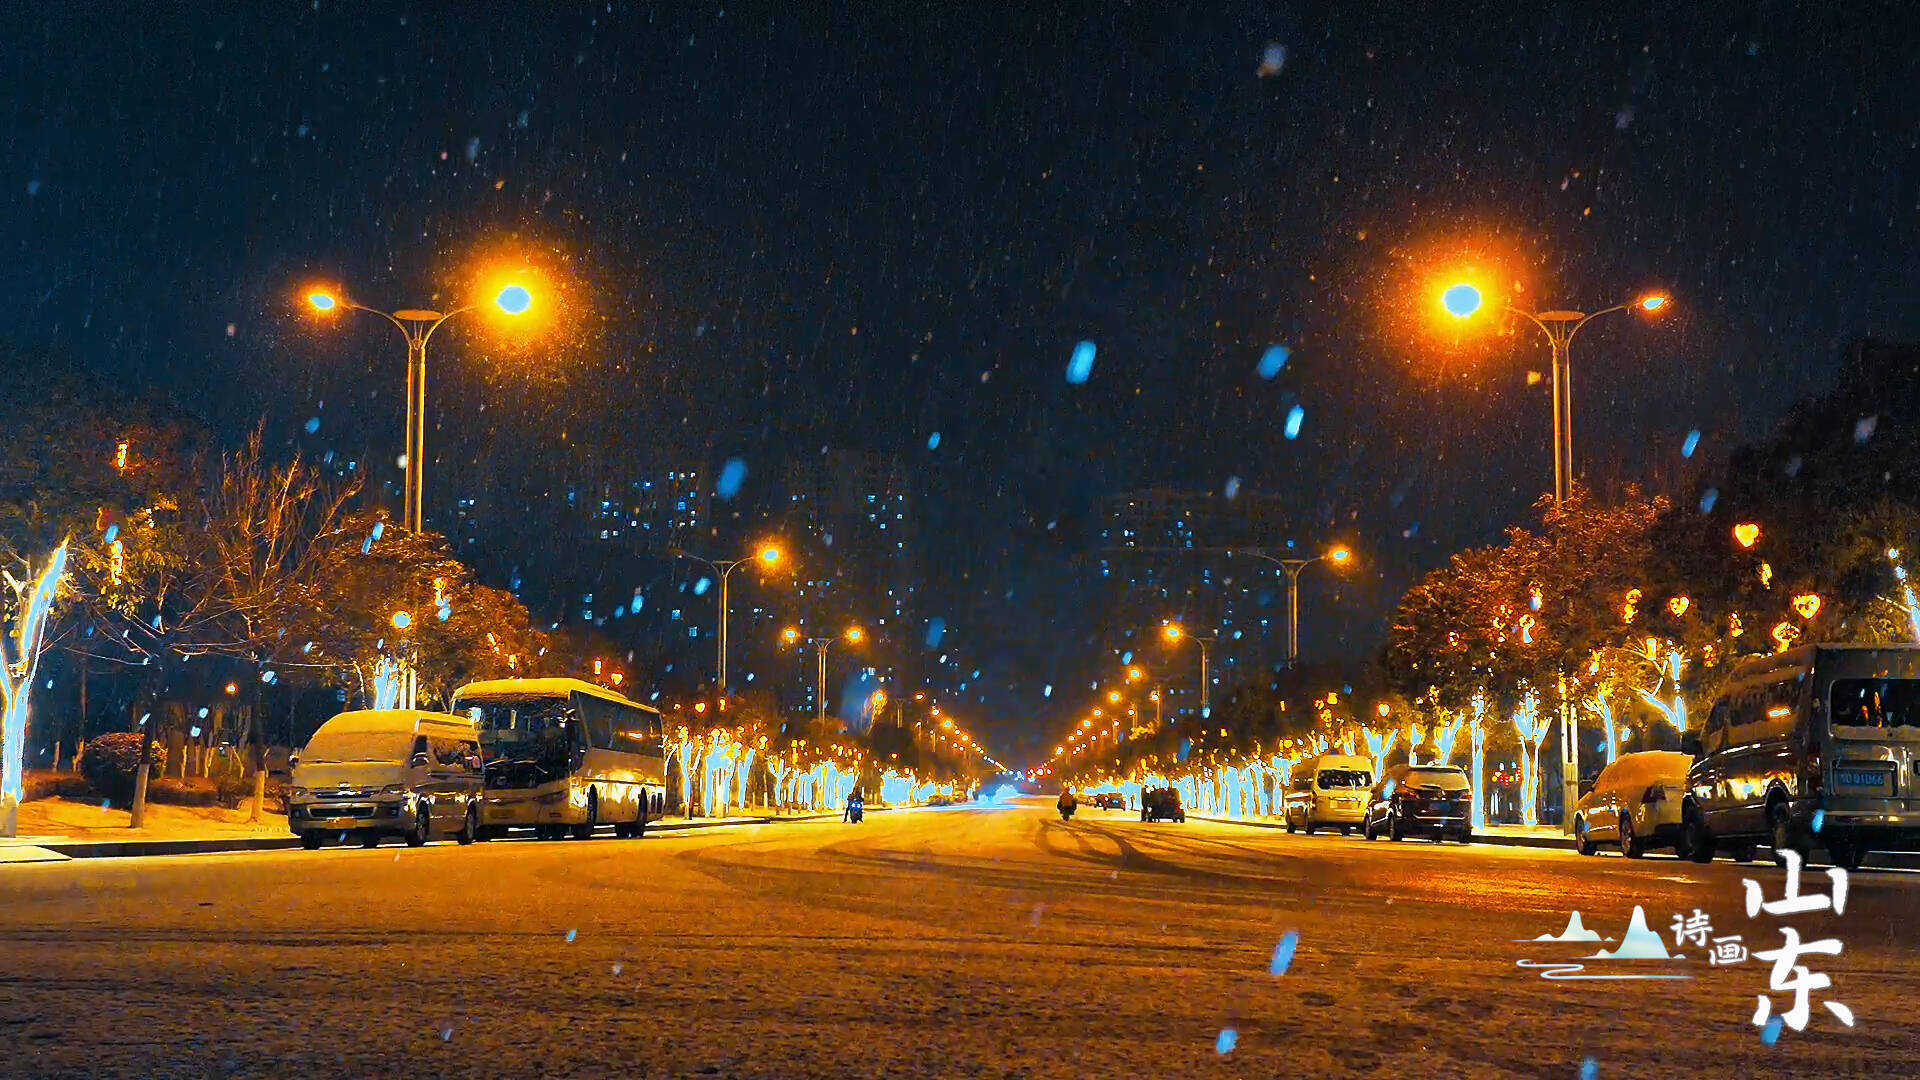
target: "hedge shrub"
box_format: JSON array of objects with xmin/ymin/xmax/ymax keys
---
[{"xmin": 79, "ymin": 731, "xmax": 168, "ymax": 804}]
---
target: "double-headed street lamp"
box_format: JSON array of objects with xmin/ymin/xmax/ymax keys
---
[
  {"xmin": 1440, "ymin": 284, "xmax": 1669, "ymax": 506},
  {"xmin": 676, "ymin": 544, "xmax": 784, "ymax": 696},
  {"xmin": 1442, "ymin": 283, "xmax": 1670, "ymax": 832},
  {"xmin": 782, "ymin": 625, "xmax": 865, "ymax": 726},
  {"xmin": 303, "ymin": 282, "xmax": 536, "ymax": 533},
  {"xmin": 1228, "ymin": 545, "xmax": 1352, "ymax": 665},
  {"xmin": 1161, "ymin": 623, "xmax": 1217, "ymax": 719}
]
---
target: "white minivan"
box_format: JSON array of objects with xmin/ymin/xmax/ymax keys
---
[
  {"xmin": 1283, "ymin": 753, "xmax": 1375, "ymax": 835},
  {"xmin": 287, "ymin": 709, "xmax": 484, "ymax": 849}
]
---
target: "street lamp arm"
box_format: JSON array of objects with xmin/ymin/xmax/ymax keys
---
[
  {"xmin": 1500, "ymin": 305, "xmax": 1558, "ymax": 347},
  {"xmin": 418, "ymin": 303, "xmax": 481, "ymax": 349},
  {"xmin": 1563, "ymin": 302, "xmax": 1636, "ymax": 349},
  {"xmin": 1225, "ymin": 548, "xmax": 1284, "ymax": 571},
  {"xmin": 673, "ymin": 551, "xmax": 723, "ymax": 576},
  {"xmin": 339, "ymin": 302, "xmax": 416, "ymax": 348}
]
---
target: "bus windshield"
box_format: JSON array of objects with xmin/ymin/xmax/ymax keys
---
[{"xmin": 462, "ymin": 696, "xmax": 579, "ymax": 789}]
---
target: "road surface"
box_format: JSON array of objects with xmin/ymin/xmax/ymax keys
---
[{"xmin": 1, "ymin": 798, "xmax": 1914, "ymax": 1077}]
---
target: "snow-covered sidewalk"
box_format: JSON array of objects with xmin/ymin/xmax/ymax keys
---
[{"xmin": 3, "ymin": 796, "xmax": 291, "ymax": 847}]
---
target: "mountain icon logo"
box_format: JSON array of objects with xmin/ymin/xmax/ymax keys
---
[
  {"xmin": 1532, "ymin": 911, "xmax": 1606, "ymax": 943},
  {"xmin": 1513, "ymin": 906, "xmax": 1692, "ymax": 981},
  {"xmin": 1585, "ymin": 906, "xmax": 1673, "ymax": 961}
]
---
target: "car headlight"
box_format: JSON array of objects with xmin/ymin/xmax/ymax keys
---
[
  {"xmin": 286, "ymin": 787, "xmax": 309, "ymax": 799},
  {"xmin": 379, "ymin": 784, "xmax": 409, "ymax": 796}
]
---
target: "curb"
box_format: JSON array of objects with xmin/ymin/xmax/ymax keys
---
[
  {"xmin": 1194, "ymin": 815, "xmax": 1920, "ymax": 867},
  {"xmin": 1192, "ymin": 814, "xmax": 1576, "ymax": 850},
  {"xmin": 652, "ymin": 811, "xmax": 844, "ymax": 832},
  {"xmin": 46, "ymin": 836, "xmax": 304, "ymax": 859}
]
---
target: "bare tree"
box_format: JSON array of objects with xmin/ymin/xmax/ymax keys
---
[{"xmin": 184, "ymin": 430, "xmax": 360, "ymax": 820}]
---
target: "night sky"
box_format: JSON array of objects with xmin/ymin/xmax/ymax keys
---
[{"xmin": 6, "ymin": 3, "xmax": 1916, "ymax": 758}]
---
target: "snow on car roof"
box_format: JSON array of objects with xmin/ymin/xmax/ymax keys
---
[
  {"xmin": 310, "ymin": 709, "xmax": 476, "ymax": 737},
  {"xmin": 1601, "ymin": 750, "xmax": 1692, "ymax": 788}
]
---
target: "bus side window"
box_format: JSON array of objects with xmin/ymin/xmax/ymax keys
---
[{"xmin": 573, "ymin": 694, "xmax": 617, "ymax": 749}]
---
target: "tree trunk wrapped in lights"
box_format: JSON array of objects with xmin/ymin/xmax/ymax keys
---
[
  {"xmin": 1511, "ymin": 692, "xmax": 1548, "ymax": 827},
  {"xmin": 1468, "ymin": 693, "xmax": 1489, "ymax": 831},
  {"xmin": 1428, "ymin": 712, "xmax": 1465, "ymax": 767},
  {"xmin": 1587, "ymin": 695, "xmax": 1619, "ymax": 765},
  {"xmin": 1362, "ymin": 727, "xmax": 1399, "ymax": 780},
  {"xmin": 1, "ymin": 545, "xmax": 68, "ymax": 838}
]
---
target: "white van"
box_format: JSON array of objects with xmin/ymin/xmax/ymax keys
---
[
  {"xmin": 1283, "ymin": 753, "xmax": 1374, "ymax": 835},
  {"xmin": 287, "ymin": 709, "xmax": 484, "ymax": 849}
]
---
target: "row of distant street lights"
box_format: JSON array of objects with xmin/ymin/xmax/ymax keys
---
[{"xmin": 1036, "ymin": 544, "xmax": 1353, "ymax": 776}]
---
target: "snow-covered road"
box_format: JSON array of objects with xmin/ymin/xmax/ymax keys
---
[{"xmin": 1, "ymin": 798, "xmax": 1913, "ymax": 1077}]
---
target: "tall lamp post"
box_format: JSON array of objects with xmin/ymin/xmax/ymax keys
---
[
  {"xmin": 676, "ymin": 544, "xmax": 783, "ymax": 697},
  {"xmin": 304, "ymin": 282, "xmax": 536, "ymax": 533},
  {"xmin": 783, "ymin": 625, "xmax": 865, "ymax": 726},
  {"xmin": 1439, "ymin": 285, "xmax": 1669, "ymax": 506},
  {"xmin": 1161, "ymin": 623, "xmax": 1217, "ymax": 719},
  {"xmin": 1441, "ymin": 282, "xmax": 1670, "ymax": 831},
  {"xmin": 1230, "ymin": 545, "xmax": 1352, "ymax": 665}
]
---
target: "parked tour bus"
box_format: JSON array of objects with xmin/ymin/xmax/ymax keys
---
[
  {"xmin": 1683, "ymin": 644, "xmax": 1920, "ymax": 870},
  {"xmin": 287, "ymin": 709, "xmax": 484, "ymax": 849},
  {"xmin": 450, "ymin": 678, "xmax": 667, "ymax": 840}
]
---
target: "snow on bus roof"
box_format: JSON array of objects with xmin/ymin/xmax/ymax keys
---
[{"xmin": 450, "ymin": 677, "xmax": 658, "ymax": 712}]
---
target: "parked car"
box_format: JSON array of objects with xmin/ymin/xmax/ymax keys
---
[
  {"xmin": 1141, "ymin": 787, "xmax": 1186, "ymax": 822},
  {"xmin": 925, "ymin": 793, "xmax": 955, "ymax": 807},
  {"xmin": 1683, "ymin": 644, "xmax": 1920, "ymax": 870},
  {"xmin": 287, "ymin": 709, "xmax": 484, "ymax": 849},
  {"xmin": 1283, "ymin": 753, "xmax": 1373, "ymax": 835},
  {"xmin": 1572, "ymin": 751, "xmax": 1691, "ymax": 857},
  {"xmin": 1091, "ymin": 792, "xmax": 1127, "ymax": 810},
  {"xmin": 1361, "ymin": 763, "xmax": 1473, "ymax": 843}
]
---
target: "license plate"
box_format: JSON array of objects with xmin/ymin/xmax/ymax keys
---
[{"xmin": 1834, "ymin": 769, "xmax": 1889, "ymax": 791}]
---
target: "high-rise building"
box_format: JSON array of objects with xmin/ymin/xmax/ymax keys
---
[
  {"xmin": 778, "ymin": 451, "xmax": 922, "ymax": 718},
  {"xmin": 1093, "ymin": 490, "xmax": 1297, "ymax": 717}
]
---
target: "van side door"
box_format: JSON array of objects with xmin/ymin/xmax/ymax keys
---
[{"xmin": 1695, "ymin": 700, "xmax": 1734, "ymax": 830}]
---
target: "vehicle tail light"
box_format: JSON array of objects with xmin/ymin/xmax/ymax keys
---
[{"xmin": 1642, "ymin": 784, "xmax": 1666, "ymax": 804}]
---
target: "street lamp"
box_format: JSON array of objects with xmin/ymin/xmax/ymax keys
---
[
  {"xmin": 1438, "ymin": 283, "xmax": 1670, "ymax": 505},
  {"xmin": 782, "ymin": 625, "xmax": 864, "ymax": 726},
  {"xmin": 1441, "ymin": 283, "xmax": 1668, "ymax": 834},
  {"xmin": 1228, "ymin": 545, "xmax": 1353, "ymax": 665},
  {"xmin": 676, "ymin": 544, "xmax": 784, "ymax": 696},
  {"xmin": 303, "ymin": 282, "xmax": 537, "ymax": 533},
  {"xmin": 1161, "ymin": 622, "xmax": 1217, "ymax": 718}
]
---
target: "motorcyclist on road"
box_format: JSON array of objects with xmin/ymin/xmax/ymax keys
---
[
  {"xmin": 844, "ymin": 787, "xmax": 865, "ymax": 823},
  {"xmin": 1056, "ymin": 788, "xmax": 1077, "ymax": 819}
]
